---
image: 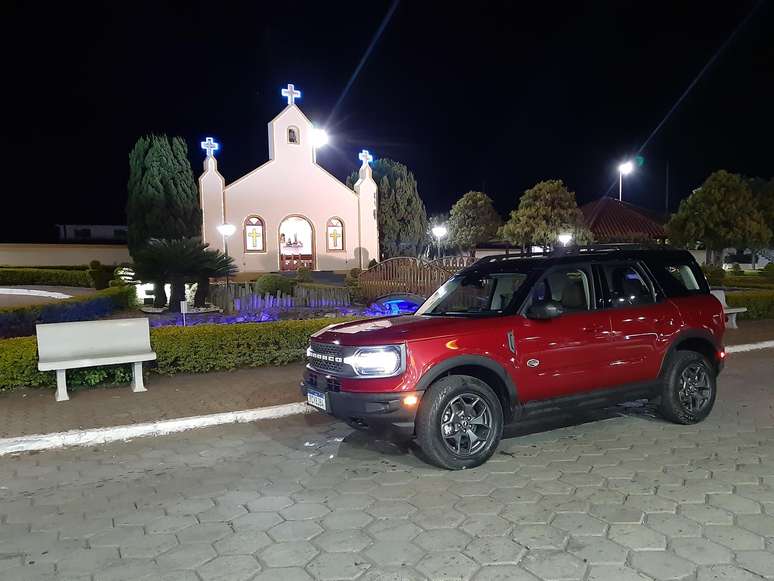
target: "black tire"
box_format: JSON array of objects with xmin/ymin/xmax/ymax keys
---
[
  {"xmin": 415, "ymin": 375, "xmax": 504, "ymax": 470},
  {"xmin": 659, "ymin": 351, "xmax": 717, "ymax": 425}
]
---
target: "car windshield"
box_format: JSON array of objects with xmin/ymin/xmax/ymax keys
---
[{"xmin": 416, "ymin": 272, "xmax": 529, "ymax": 316}]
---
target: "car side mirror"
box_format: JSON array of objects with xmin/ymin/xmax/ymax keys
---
[{"xmin": 526, "ymin": 301, "xmax": 564, "ymax": 320}]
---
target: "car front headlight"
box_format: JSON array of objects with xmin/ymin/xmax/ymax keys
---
[{"xmin": 345, "ymin": 345, "xmax": 405, "ymax": 377}]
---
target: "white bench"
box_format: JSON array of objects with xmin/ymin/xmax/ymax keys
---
[
  {"xmin": 36, "ymin": 318, "xmax": 157, "ymax": 402},
  {"xmin": 711, "ymin": 289, "xmax": 747, "ymax": 330}
]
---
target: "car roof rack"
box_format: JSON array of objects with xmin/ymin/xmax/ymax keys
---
[{"xmin": 476, "ymin": 243, "xmax": 678, "ymax": 265}]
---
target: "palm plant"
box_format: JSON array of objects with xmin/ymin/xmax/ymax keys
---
[
  {"xmin": 133, "ymin": 238, "xmax": 234, "ymax": 312},
  {"xmin": 194, "ymin": 249, "xmax": 238, "ymax": 308}
]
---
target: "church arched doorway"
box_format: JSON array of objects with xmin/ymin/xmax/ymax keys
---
[{"xmin": 279, "ymin": 215, "xmax": 315, "ymax": 271}]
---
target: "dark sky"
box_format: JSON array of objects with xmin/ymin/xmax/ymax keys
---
[{"xmin": 2, "ymin": 1, "xmax": 772, "ymax": 242}]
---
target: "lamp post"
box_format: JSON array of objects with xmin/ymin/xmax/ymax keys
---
[
  {"xmin": 431, "ymin": 225, "xmax": 448, "ymax": 258},
  {"xmin": 618, "ymin": 160, "xmax": 634, "ymax": 201},
  {"xmin": 557, "ymin": 232, "xmax": 573, "ymax": 247},
  {"xmin": 217, "ymin": 223, "xmax": 236, "ymax": 286}
]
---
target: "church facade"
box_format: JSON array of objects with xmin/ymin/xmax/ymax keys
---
[{"xmin": 198, "ymin": 84, "xmax": 379, "ymax": 274}]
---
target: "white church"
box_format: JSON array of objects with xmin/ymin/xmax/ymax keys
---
[{"xmin": 198, "ymin": 84, "xmax": 379, "ymax": 274}]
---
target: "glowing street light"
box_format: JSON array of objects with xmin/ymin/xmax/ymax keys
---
[
  {"xmin": 312, "ymin": 128, "xmax": 329, "ymax": 148},
  {"xmin": 557, "ymin": 233, "xmax": 573, "ymax": 247},
  {"xmin": 431, "ymin": 225, "xmax": 448, "ymax": 258},
  {"xmin": 618, "ymin": 160, "xmax": 635, "ymax": 201}
]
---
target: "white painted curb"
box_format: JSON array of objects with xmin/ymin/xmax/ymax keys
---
[
  {"xmin": 0, "ymin": 401, "xmax": 312, "ymax": 456},
  {"xmin": 1, "ymin": 339, "xmax": 771, "ymax": 456},
  {"xmin": 726, "ymin": 340, "xmax": 774, "ymax": 354}
]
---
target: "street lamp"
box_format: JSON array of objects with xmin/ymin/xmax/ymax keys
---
[
  {"xmin": 312, "ymin": 128, "xmax": 329, "ymax": 148},
  {"xmin": 431, "ymin": 225, "xmax": 448, "ymax": 258},
  {"xmin": 217, "ymin": 223, "xmax": 236, "ymax": 286},
  {"xmin": 618, "ymin": 160, "xmax": 634, "ymax": 201},
  {"xmin": 557, "ymin": 233, "xmax": 573, "ymax": 247}
]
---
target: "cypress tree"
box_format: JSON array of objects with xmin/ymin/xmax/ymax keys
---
[
  {"xmin": 348, "ymin": 158, "xmax": 428, "ymax": 258},
  {"xmin": 126, "ymin": 135, "xmax": 202, "ymax": 257}
]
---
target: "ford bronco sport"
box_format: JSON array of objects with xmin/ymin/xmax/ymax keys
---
[{"xmin": 302, "ymin": 246, "xmax": 725, "ymax": 469}]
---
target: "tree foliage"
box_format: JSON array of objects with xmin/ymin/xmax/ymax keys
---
[
  {"xmin": 348, "ymin": 159, "xmax": 428, "ymax": 258},
  {"xmin": 126, "ymin": 135, "xmax": 202, "ymax": 256},
  {"xmin": 749, "ymin": 177, "xmax": 774, "ymax": 245},
  {"xmin": 499, "ymin": 180, "xmax": 592, "ymax": 249},
  {"xmin": 448, "ymin": 192, "xmax": 501, "ymax": 255},
  {"xmin": 132, "ymin": 238, "xmax": 236, "ymax": 311},
  {"xmin": 667, "ymin": 170, "xmax": 771, "ymax": 263}
]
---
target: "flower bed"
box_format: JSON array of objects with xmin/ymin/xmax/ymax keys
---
[{"xmin": 0, "ymin": 286, "xmax": 136, "ymax": 339}]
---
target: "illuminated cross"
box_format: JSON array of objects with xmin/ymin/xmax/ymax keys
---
[
  {"xmin": 248, "ymin": 228, "xmax": 261, "ymax": 248},
  {"xmin": 281, "ymin": 84, "xmax": 301, "ymax": 106},
  {"xmin": 329, "ymin": 229, "xmax": 341, "ymax": 247},
  {"xmin": 358, "ymin": 149, "xmax": 373, "ymax": 164},
  {"xmin": 200, "ymin": 137, "xmax": 219, "ymax": 157}
]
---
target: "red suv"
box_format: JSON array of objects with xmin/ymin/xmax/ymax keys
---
[{"xmin": 302, "ymin": 246, "xmax": 725, "ymax": 469}]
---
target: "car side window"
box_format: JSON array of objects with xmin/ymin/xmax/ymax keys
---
[
  {"xmin": 601, "ymin": 263, "xmax": 655, "ymax": 308},
  {"xmin": 524, "ymin": 267, "xmax": 592, "ymax": 313}
]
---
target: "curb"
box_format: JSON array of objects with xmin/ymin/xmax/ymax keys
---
[
  {"xmin": 726, "ymin": 340, "xmax": 774, "ymax": 354},
  {"xmin": 1, "ymin": 340, "xmax": 771, "ymax": 457},
  {"xmin": 0, "ymin": 401, "xmax": 312, "ymax": 456}
]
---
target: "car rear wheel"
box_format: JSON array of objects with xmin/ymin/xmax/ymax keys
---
[
  {"xmin": 659, "ymin": 351, "xmax": 717, "ymax": 424},
  {"xmin": 415, "ymin": 375, "xmax": 503, "ymax": 470}
]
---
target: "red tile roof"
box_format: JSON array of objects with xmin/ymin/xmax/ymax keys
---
[{"xmin": 581, "ymin": 197, "xmax": 667, "ymax": 241}]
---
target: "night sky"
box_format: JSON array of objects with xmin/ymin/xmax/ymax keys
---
[{"xmin": 3, "ymin": 1, "xmax": 772, "ymax": 242}]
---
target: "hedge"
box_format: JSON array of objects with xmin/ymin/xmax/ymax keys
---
[
  {"xmin": 723, "ymin": 275, "xmax": 774, "ymax": 290},
  {"xmin": 726, "ymin": 290, "xmax": 774, "ymax": 320},
  {"xmin": 0, "ymin": 268, "xmax": 92, "ymax": 287},
  {"xmin": 0, "ymin": 285, "xmax": 137, "ymax": 339},
  {"xmin": 0, "ymin": 317, "xmax": 352, "ymax": 391}
]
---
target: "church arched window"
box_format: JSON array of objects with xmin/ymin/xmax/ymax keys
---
[
  {"xmin": 244, "ymin": 215, "xmax": 266, "ymax": 252},
  {"xmin": 326, "ymin": 217, "xmax": 344, "ymax": 252},
  {"xmin": 287, "ymin": 126, "xmax": 300, "ymax": 144}
]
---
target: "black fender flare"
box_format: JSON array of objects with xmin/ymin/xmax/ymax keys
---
[
  {"xmin": 659, "ymin": 329, "xmax": 721, "ymax": 377},
  {"xmin": 414, "ymin": 355, "xmax": 520, "ymax": 417}
]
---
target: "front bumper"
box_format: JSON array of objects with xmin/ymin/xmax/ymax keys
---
[{"xmin": 300, "ymin": 372, "xmax": 420, "ymax": 436}]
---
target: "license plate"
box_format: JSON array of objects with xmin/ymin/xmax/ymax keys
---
[{"xmin": 306, "ymin": 389, "xmax": 327, "ymax": 411}]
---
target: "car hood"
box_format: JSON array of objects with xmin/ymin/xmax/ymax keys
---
[{"xmin": 312, "ymin": 315, "xmax": 463, "ymax": 346}]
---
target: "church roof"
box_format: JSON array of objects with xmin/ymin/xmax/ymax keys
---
[{"xmin": 581, "ymin": 197, "xmax": 667, "ymax": 241}]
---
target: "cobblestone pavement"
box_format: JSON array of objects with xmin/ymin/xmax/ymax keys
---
[{"xmin": 1, "ymin": 350, "xmax": 773, "ymax": 581}]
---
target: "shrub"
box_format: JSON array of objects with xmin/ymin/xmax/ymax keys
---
[
  {"xmin": 731, "ymin": 263, "xmax": 743, "ymax": 276},
  {"xmin": 0, "ymin": 286, "xmax": 136, "ymax": 339},
  {"xmin": 0, "ymin": 268, "xmax": 91, "ymax": 287},
  {"xmin": 726, "ymin": 290, "xmax": 774, "ymax": 320},
  {"xmin": 701, "ymin": 265, "xmax": 725, "ymax": 286},
  {"xmin": 254, "ymin": 273, "xmax": 295, "ymax": 296},
  {"xmin": 368, "ymin": 258, "xmax": 378, "ymax": 269},
  {"xmin": 723, "ymin": 275, "xmax": 774, "ymax": 290},
  {"xmin": 762, "ymin": 263, "xmax": 774, "ymax": 280},
  {"xmin": 0, "ymin": 316, "xmax": 354, "ymax": 391},
  {"xmin": 87, "ymin": 260, "xmax": 113, "ymax": 290},
  {"xmin": 345, "ymin": 268, "xmax": 365, "ymax": 304},
  {"xmin": 295, "ymin": 267, "xmax": 313, "ymax": 283}
]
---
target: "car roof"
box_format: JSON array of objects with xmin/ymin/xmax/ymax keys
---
[{"xmin": 459, "ymin": 245, "xmax": 697, "ymax": 276}]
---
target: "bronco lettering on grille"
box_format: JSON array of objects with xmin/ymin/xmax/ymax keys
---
[{"xmin": 308, "ymin": 352, "xmax": 343, "ymax": 364}]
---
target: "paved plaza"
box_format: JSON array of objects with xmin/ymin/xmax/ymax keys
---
[{"xmin": 1, "ymin": 349, "xmax": 773, "ymax": 581}]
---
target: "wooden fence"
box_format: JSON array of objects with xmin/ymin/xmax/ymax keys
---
[
  {"xmin": 429, "ymin": 255, "xmax": 477, "ymax": 270},
  {"xmin": 358, "ymin": 257, "xmax": 456, "ymax": 303},
  {"xmin": 209, "ymin": 282, "xmax": 350, "ymax": 314}
]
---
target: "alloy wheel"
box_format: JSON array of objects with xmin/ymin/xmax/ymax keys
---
[
  {"xmin": 440, "ymin": 393, "xmax": 493, "ymax": 456},
  {"xmin": 678, "ymin": 362, "xmax": 712, "ymax": 413}
]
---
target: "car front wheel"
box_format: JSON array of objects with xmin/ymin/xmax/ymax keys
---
[
  {"xmin": 659, "ymin": 351, "xmax": 717, "ymax": 424},
  {"xmin": 415, "ymin": 375, "xmax": 504, "ymax": 470}
]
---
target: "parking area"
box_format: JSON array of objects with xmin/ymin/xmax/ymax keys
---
[{"xmin": 1, "ymin": 349, "xmax": 773, "ymax": 581}]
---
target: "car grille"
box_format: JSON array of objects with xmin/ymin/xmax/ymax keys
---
[{"xmin": 308, "ymin": 341, "xmax": 346, "ymax": 374}]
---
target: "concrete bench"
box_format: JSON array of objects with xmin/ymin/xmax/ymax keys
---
[
  {"xmin": 711, "ymin": 289, "xmax": 747, "ymax": 330},
  {"xmin": 36, "ymin": 318, "xmax": 157, "ymax": 402}
]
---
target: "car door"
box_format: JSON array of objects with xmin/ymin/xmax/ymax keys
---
[
  {"xmin": 594, "ymin": 260, "xmax": 678, "ymax": 387},
  {"xmin": 514, "ymin": 264, "xmax": 615, "ymax": 402}
]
